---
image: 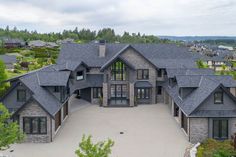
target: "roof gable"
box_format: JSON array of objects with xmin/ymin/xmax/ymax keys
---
[
  {"xmin": 100, "ymin": 45, "xmax": 156, "ymax": 71},
  {"xmin": 190, "ymin": 85, "xmax": 236, "ymax": 116}
]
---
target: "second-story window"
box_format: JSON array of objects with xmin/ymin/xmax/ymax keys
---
[
  {"xmin": 111, "ymin": 60, "xmax": 126, "ymax": 81},
  {"xmin": 17, "ymin": 89, "xmax": 26, "ymax": 102},
  {"xmin": 76, "ymin": 71, "xmax": 84, "ymax": 81},
  {"xmin": 137, "ymin": 69, "xmax": 149, "ymax": 80},
  {"xmin": 214, "ymin": 92, "xmax": 223, "ymax": 104}
]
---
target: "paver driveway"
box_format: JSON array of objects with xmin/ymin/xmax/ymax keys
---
[{"xmin": 2, "ymin": 97, "xmax": 190, "ymax": 157}]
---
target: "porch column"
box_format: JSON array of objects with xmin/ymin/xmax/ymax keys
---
[
  {"xmin": 129, "ymin": 83, "xmax": 134, "ymax": 107},
  {"xmin": 103, "ymin": 83, "xmax": 108, "ymax": 107}
]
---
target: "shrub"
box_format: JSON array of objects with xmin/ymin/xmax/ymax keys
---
[
  {"xmin": 75, "ymin": 135, "xmax": 114, "ymax": 157},
  {"xmin": 197, "ymin": 138, "xmax": 236, "ymax": 157}
]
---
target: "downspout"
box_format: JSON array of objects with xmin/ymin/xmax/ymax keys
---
[
  {"xmin": 50, "ymin": 118, "xmax": 52, "ymax": 142},
  {"xmin": 188, "ymin": 117, "xmax": 191, "ymax": 142}
]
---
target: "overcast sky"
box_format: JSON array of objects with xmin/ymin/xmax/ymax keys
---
[{"xmin": 0, "ymin": 0, "xmax": 235, "ymax": 36}]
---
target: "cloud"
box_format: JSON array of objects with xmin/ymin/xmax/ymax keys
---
[{"xmin": 0, "ymin": 0, "xmax": 235, "ymax": 35}]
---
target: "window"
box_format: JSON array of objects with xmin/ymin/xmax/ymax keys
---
[
  {"xmin": 137, "ymin": 88, "xmax": 150, "ymax": 99},
  {"xmin": 157, "ymin": 86, "xmax": 162, "ymax": 95},
  {"xmin": 111, "ymin": 60, "xmax": 126, "ymax": 81},
  {"xmin": 137, "ymin": 69, "xmax": 149, "ymax": 80},
  {"xmin": 110, "ymin": 85, "xmax": 127, "ymax": 98},
  {"xmin": 54, "ymin": 86, "xmax": 59, "ymax": 92},
  {"xmin": 214, "ymin": 92, "xmax": 223, "ymax": 104},
  {"xmin": 17, "ymin": 89, "xmax": 26, "ymax": 102},
  {"xmin": 23, "ymin": 117, "xmax": 47, "ymax": 134},
  {"xmin": 213, "ymin": 119, "xmax": 228, "ymax": 140},
  {"xmin": 93, "ymin": 88, "xmax": 103, "ymax": 98},
  {"xmin": 76, "ymin": 71, "xmax": 84, "ymax": 80},
  {"xmin": 157, "ymin": 69, "xmax": 162, "ymax": 77}
]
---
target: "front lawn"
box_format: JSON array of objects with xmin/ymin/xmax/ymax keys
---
[{"xmin": 197, "ymin": 139, "xmax": 236, "ymax": 157}]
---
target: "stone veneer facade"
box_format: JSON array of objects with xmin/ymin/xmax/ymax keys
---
[
  {"xmin": 18, "ymin": 100, "xmax": 69, "ymax": 143},
  {"xmin": 19, "ymin": 100, "xmax": 53, "ymax": 143}
]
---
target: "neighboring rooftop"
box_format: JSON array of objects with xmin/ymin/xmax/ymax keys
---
[{"xmin": 0, "ymin": 54, "xmax": 17, "ymax": 64}]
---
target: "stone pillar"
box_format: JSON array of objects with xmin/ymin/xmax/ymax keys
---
[
  {"xmin": 103, "ymin": 83, "xmax": 108, "ymax": 107},
  {"xmin": 129, "ymin": 83, "xmax": 134, "ymax": 107}
]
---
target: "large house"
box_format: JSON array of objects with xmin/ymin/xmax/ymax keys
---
[{"xmin": 1, "ymin": 42, "xmax": 236, "ymax": 143}]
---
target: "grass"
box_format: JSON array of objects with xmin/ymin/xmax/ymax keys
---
[
  {"xmin": 215, "ymin": 70, "xmax": 236, "ymax": 80},
  {"xmin": 197, "ymin": 139, "xmax": 236, "ymax": 157},
  {"xmin": 7, "ymin": 70, "xmax": 28, "ymax": 79}
]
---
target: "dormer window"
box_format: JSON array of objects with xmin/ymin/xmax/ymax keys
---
[
  {"xmin": 76, "ymin": 71, "xmax": 84, "ymax": 81},
  {"xmin": 214, "ymin": 92, "xmax": 223, "ymax": 104},
  {"xmin": 17, "ymin": 89, "xmax": 26, "ymax": 102}
]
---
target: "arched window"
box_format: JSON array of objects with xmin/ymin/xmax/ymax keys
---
[{"xmin": 111, "ymin": 60, "xmax": 126, "ymax": 81}]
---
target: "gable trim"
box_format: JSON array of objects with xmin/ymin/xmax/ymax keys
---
[
  {"xmin": 189, "ymin": 84, "xmax": 236, "ymax": 116},
  {"xmin": 12, "ymin": 96, "xmax": 54, "ymax": 119},
  {"xmin": 100, "ymin": 45, "xmax": 157, "ymax": 71}
]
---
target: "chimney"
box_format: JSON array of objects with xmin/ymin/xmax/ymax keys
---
[{"xmin": 99, "ymin": 40, "xmax": 106, "ymax": 57}]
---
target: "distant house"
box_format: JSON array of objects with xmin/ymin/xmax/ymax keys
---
[
  {"xmin": 28, "ymin": 40, "xmax": 46, "ymax": 48},
  {"xmin": 3, "ymin": 38, "xmax": 26, "ymax": 48},
  {"xmin": 219, "ymin": 45, "xmax": 234, "ymax": 51},
  {"xmin": 0, "ymin": 54, "xmax": 17, "ymax": 69},
  {"xmin": 46, "ymin": 42, "xmax": 59, "ymax": 48},
  {"xmin": 56, "ymin": 38, "xmax": 75, "ymax": 45}
]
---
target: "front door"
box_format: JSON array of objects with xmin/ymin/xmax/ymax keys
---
[
  {"xmin": 110, "ymin": 84, "xmax": 128, "ymax": 105},
  {"xmin": 213, "ymin": 119, "xmax": 228, "ymax": 140}
]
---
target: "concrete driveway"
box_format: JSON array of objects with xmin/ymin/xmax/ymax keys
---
[{"xmin": 2, "ymin": 97, "xmax": 190, "ymax": 157}]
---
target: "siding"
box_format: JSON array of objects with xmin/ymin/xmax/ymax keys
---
[
  {"xmin": 197, "ymin": 88, "xmax": 236, "ymax": 111},
  {"xmin": 2, "ymin": 83, "xmax": 31, "ymax": 112}
]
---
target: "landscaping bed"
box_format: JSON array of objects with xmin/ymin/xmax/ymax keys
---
[{"xmin": 197, "ymin": 139, "xmax": 236, "ymax": 157}]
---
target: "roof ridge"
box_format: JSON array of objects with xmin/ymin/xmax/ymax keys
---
[
  {"xmin": 36, "ymin": 73, "xmax": 40, "ymax": 85},
  {"xmin": 198, "ymin": 76, "xmax": 203, "ymax": 87}
]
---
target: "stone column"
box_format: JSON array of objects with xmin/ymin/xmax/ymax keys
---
[
  {"xmin": 103, "ymin": 83, "xmax": 108, "ymax": 107},
  {"xmin": 129, "ymin": 83, "xmax": 134, "ymax": 107}
]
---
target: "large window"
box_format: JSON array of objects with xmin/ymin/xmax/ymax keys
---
[
  {"xmin": 137, "ymin": 88, "xmax": 151, "ymax": 99},
  {"xmin": 137, "ymin": 69, "xmax": 149, "ymax": 80},
  {"xmin": 111, "ymin": 60, "xmax": 126, "ymax": 81},
  {"xmin": 23, "ymin": 117, "xmax": 47, "ymax": 134},
  {"xmin": 17, "ymin": 89, "xmax": 26, "ymax": 102},
  {"xmin": 111, "ymin": 85, "xmax": 127, "ymax": 98},
  {"xmin": 93, "ymin": 88, "xmax": 103, "ymax": 98},
  {"xmin": 76, "ymin": 71, "xmax": 84, "ymax": 80},
  {"xmin": 214, "ymin": 92, "xmax": 223, "ymax": 104},
  {"xmin": 213, "ymin": 119, "xmax": 228, "ymax": 140}
]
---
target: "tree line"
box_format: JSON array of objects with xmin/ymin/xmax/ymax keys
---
[{"xmin": 0, "ymin": 26, "xmax": 174, "ymax": 44}]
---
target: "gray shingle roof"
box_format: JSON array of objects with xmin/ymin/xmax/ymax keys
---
[
  {"xmin": 69, "ymin": 74, "xmax": 103, "ymax": 93},
  {"xmin": 135, "ymin": 81, "xmax": 152, "ymax": 88},
  {"xmin": 20, "ymin": 72, "xmax": 63, "ymax": 117},
  {"xmin": 176, "ymin": 75, "xmax": 202, "ymax": 87},
  {"xmin": 37, "ymin": 71, "xmax": 70, "ymax": 86},
  {"xmin": 164, "ymin": 74, "xmax": 236, "ymax": 117},
  {"xmin": 166, "ymin": 68, "xmax": 214, "ymax": 78},
  {"xmin": 190, "ymin": 110, "xmax": 236, "ymax": 117},
  {"xmin": 58, "ymin": 43, "xmax": 196, "ymax": 69},
  {"xmin": 0, "ymin": 55, "xmax": 17, "ymax": 64}
]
